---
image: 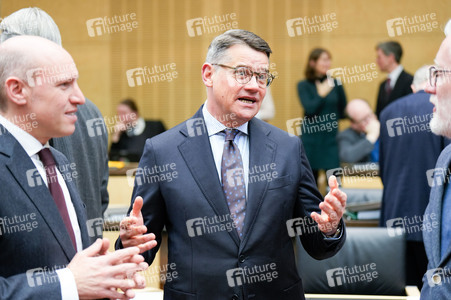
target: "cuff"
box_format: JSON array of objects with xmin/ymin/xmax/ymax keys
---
[
  {"xmin": 56, "ymin": 268, "xmax": 79, "ymax": 300},
  {"xmin": 322, "ymin": 220, "xmax": 344, "ymax": 240}
]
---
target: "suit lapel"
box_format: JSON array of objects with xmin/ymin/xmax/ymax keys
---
[
  {"xmin": 178, "ymin": 108, "xmax": 240, "ymax": 246},
  {"xmin": 240, "ymin": 119, "xmax": 276, "ymax": 249},
  {"xmin": 2, "ymin": 133, "xmax": 76, "ymax": 260}
]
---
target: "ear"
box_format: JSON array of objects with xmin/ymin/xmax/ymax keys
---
[
  {"xmin": 4, "ymin": 77, "xmax": 29, "ymax": 107},
  {"xmin": 202, "ymin": 63, "xmax": 214, "ymax": 87}
]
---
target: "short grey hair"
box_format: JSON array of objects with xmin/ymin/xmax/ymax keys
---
[
  {"xmin": 376, "ymin": 41, "xmax": 403, "ymax": 63},
  {"xmin": 0, "ymin": 7, "xmax": 62, "ymax": 45},
  {"xmin": 205, "ymin": 29, "xmax": 272, "ymax": 64},
  {"xmin": 412, "ymin": 65, "xmax": 429, "ymax": 90}
]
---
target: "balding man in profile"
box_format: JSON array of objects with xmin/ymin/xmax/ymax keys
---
[
  {"xmin": 337, "ymin": 99, "xmax": 380, "ymax": 163},
  {"xmin": 0, "ymin": 36, "xmax": 152, "ymax": 299}
]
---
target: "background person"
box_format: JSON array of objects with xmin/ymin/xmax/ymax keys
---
[
  {"xmin": 337, "ymin": 99, "xmax": 380, "ymax": 163},
  {"xmin": 255, "ymin": 86, "xmax": 276, "ymax": 121},
  {"xmin": 110, "ymin": 98, "xmax": 166, "ymax": 162},
  {"xmin": 297, "ymin": 48, "xmax": 347, "ymax": 185},
  {"xmin": 375, "ymin": 41, "xmax": 413, "ymax": 117}
]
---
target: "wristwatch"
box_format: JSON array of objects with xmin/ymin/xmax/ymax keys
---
[{"xmin": 324, "ymin": 227, "xmax": 341, "ymax": 238}]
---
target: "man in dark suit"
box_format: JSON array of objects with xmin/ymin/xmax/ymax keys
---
[
  {"xmin": 116, "ymin": 29, "xmax": 347, "ymax": 299},
  {"xmin": 375, "ymin": 41, "xmax": 413, "ymax": 117},
  {"xmin": 0, "ymin": 7, "xmax": 110, "ymax": 242},
  {"xmin": 379, "ymin": 66, "xmax": 449, "ymax": 289},
  {"xmin": 421, "ymin": 22, "xmax": 451, "ymax": 298},
  {"xmin": 0, "ymin": 35, "xmax": 147, "ymax": 299},
  {"xmin": 337, "ymin": 99, "xmax": 380, "ymax": 163}
]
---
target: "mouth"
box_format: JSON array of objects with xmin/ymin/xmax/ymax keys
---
[
  {"xmin": 65, "ymin": 110, "xmax": 78, "ymax": 121},
  {"xmin": 237, "ymin": 96, "xmax": 257, "ymax": 105}
]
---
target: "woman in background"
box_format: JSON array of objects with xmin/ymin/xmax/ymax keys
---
[{"xmin": 297, "ymin": 48, "xmax": 347, "ymax": 185}]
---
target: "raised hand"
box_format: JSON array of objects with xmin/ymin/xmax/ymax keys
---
[
  {"xmin": 311, "ymin": 175, "xmax": 347, "ymax": 236},
  {"xmin": 120, "ymin": 196, "xmax": 158, "ymax": 253}
]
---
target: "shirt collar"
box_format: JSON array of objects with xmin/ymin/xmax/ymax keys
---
[
  {"xmin": 0, "ymin": 114, "xmax": 46, "ymax": 157},
  {"xmin": 388, "ymin": 65, "xmax": 404, "ymax": 87},
  {"xmin": 202, "ymin": 101, "xmax": 248, "ymax": 137}
]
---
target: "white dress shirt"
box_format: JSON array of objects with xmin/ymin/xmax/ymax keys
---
[
  {"xmin": 0, "ymin": 115, "xmax": 80, "ymax": 300},
  {"xmin": 387, "ymin": 65, "xmax": 404, "ymax": 88},
  {"xmin": 202, "ymin": 102, "xmax": 249, "ymax": 195}
]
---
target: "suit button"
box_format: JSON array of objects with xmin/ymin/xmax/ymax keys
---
[
  {"xmin": 239, "ymin": 255, "xmax": 245, "ymax": 263},
  {"xmin": 432, "ymin": 273, "xmax": 442, "ymax": 284},
  {"xmin": 232, "ymin": 294, "xmax": 239, "ymax": 300}
]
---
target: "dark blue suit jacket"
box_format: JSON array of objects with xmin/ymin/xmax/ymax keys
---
[
  {"xmin": 421, "ymin": 144, "xmax": 451, "ymax": 298},
  {"xmin": 0, "ymin": 125, "xmax": 90, "ymax": 299},
  {"xmin": 379, "ymin": 91, "xmax": 449, "ymax": 241},
  {"xmin": 116, "ymin": 106, "xmax": 346, "ymax": 300}
]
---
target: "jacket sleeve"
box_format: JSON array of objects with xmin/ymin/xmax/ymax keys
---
[
  {"xmin": 295, "ymin": 138, "xmax": 346, "ymax": 260},
  {"xmin": 336, "ymin": 84, "xmax": 347, "ymax": 119},
  {"xmin": 115, "ymin": 138, "xmax": 167, "ymax": 265},
  {"xmin": 0, "ymin": 273, "xmax": 61, "ymax": 300}
]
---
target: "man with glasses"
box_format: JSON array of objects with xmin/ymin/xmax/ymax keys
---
[
  {"xmin": 421, "ymin": 21, "xmax": 451, "ymax": 298},
  {"xmin": 116, "ymin": 29, "xmax": 347, "ymax": 299},
  {"xmin": 378, "ymin": 66, "xmax": 449, "ymax": 289},
  {"xmin": 337, "ymin": 99, "xmax": 380, "ymax": 163}
]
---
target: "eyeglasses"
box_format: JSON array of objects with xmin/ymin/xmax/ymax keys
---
[
  {"xmin": 212, "ymin": 64, "xmax": 275, "ymax": 87},
  {"xmin": 429, "ymin": 66, "xmax": 451, "ymax": 88},
  {"xmin": 351, "ymin": 113, "xmax": 374, "ymax": 125}
]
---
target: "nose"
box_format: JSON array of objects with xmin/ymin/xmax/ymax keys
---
[
  {"xmin": 244, "ymin": 75, "xmax": 260, "ymax": 91},
  {"xmin": 424, "ymin": 82, "xmax": 436, "ymax": 95},
  {"xmin": 70, "ymin": 81, "xmax": 86, "ymax": 105}
]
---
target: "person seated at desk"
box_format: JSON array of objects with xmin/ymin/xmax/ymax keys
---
[
  {"xmin": 337, "ymin": 99, "xmax": 380, "ymax": 163},
  {"xmin": 110, "ymin": 99, "xmax": 165, "ymax": 162}
]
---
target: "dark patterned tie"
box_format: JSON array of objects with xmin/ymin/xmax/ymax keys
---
[
  {"xmin": 221, "ymin": 129, "xmax": 246, "ymax": 238},
  {"xmin": 38, "ymin": 148, "xmax": 77, "ymax": 249},
  {"xmin": 385, "ymin": 78, "xmax": 392, "ymax": 99}
]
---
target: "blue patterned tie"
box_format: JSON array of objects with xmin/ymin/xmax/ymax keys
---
[{"xmin": 221, "ymin": 129, "xmax": 246, "ymax": 238}]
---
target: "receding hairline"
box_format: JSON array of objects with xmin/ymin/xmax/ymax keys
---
[
  {"xmin": 346, "ymin": 99, "xmax": 371, "ymax": 116},
  {"xmin": 1, "ymin": 35, "xmax": 72, "ymax": 65}
]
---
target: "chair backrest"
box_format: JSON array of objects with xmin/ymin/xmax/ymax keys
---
[{"xmin": 295, "ymin": 227, "xmax": 406, "ymax": 295}]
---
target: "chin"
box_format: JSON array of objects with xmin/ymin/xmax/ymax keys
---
[{"xmin": 430, "ymin": 115, "xmax": 451, "ymax": 138}]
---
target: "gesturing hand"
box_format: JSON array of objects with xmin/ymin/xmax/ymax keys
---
[
  {"xmin": 68, "ymin": 238, "xmax": 148, "ymax": 299},
  {"xmin": 311, "ymin": 175, "xmax": 347, "ymax": 236},
  {"xmin": 120, "ymin": 196, "xmax": 158, "ymax": 253}
]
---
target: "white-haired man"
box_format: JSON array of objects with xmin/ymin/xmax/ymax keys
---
[{"xmin": 421, "ymin": 20, "xmax": 451, "ymax": 298}]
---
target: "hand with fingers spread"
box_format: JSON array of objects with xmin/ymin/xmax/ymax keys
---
[
  {"xmin": 67, "ymin": 238, "xmax": 148, "ymax": 299},
  {"xmin": 310, "ymin": 175, "xmax": 347, "ymax": 236},
  {"xmin": 120, "ymin": 196, "xmax": 158, "ymax": 253}
]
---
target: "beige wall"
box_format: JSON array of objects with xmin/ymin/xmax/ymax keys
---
[{"xmin": 1, "ymin": 0, "xmax": 450, "ymax": 134}]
